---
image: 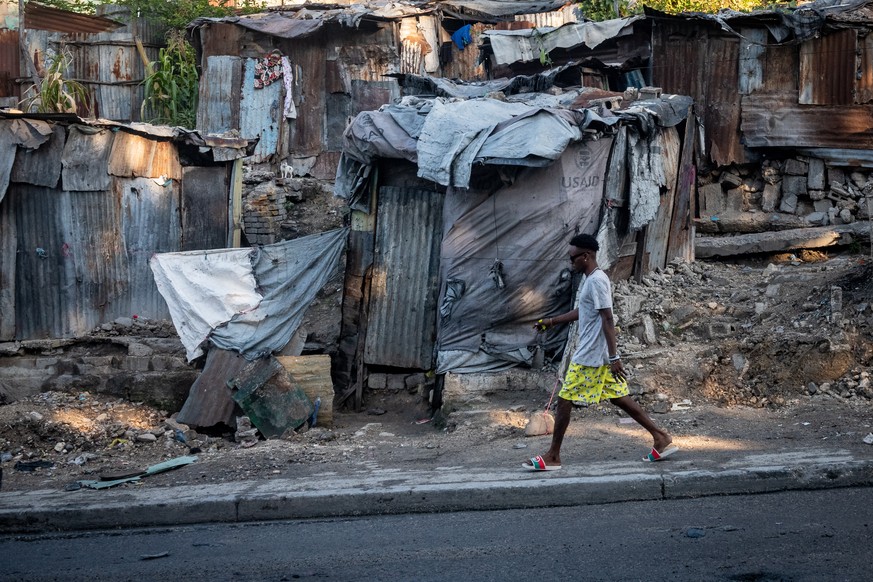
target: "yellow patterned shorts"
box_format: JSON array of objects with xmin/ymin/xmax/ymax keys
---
[{"xmin": 558, "ymin": 362, "xmax": 629, "ymax": 405}]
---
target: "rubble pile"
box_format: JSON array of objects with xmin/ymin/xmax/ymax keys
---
[
  {"xmin": 700, "ymin": 157, "xmax": 873, "ymax": 224},
  {"xmin": 85, "ymin": 316, "xmax": 178, "ymax": 339},
  {"xmin": 614, "ymin": 253, "xmax": 873, "ymax": 408}
]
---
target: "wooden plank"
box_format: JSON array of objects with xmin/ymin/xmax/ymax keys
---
[
  {"xmin": 695, "ymin": 222, "xmax": 871, "ymax": 258},
  {"xmin": 644, "ymin": 127, "xmax": 680, "ymax": 271},
  {"xmin": 666, "ymin": 112, "xmax": 697, "ymax": 264},
  {"xmin": 276, "ymin": 355, "xmax": 334, "ymax": 428}
]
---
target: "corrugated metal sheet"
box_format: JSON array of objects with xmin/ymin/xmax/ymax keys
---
[
  {"xmin": 11, "ymin": 125, "xmax": 63, "ymax": 187},
  {"xmin": 24, "ymin": 2, "xmax": 123, "ymax": 34},
  {"xmin": 11, "ymin": 186, "xmax": 128, "ymax": 338},
  {"xmin": 653, "ymin": 22, "xmax": 743, "ymax": 166},
  {"xmin": 858, "ymin": 33, "xmax": 873, "ymax": 103},
  {"xmin": 0, "ymin": 191, "xmax": 16, "ymax": 339},
  {"xmin": 61, "ymin": 125, "xmax": 114, "ymax": 191},
  {"xmin": 364, "ymin": 186, "xmax": 443, "ymax": 369},
  {"xmin": 240, "ymin": 57, "xmax": 283, "ymax": 163},
  {"xmin": 197, "ymin": 56, "xmax": 242, "ymax": 134},
  {"xmin": 287, "ymin": 42, "xmax": 327, "ymax": 156},
  {"xmin": 702, "ymin": 35, "xmax": 744, "ymax": 166},
  {"xmin": 515, "ymin": 5, "xmax": 577, "ymax": 28},
  {"xmin": 181, "ymin": 166, "xmax": 229, "ymax": 251},
  {"xmin": 799, "ymin": 29, "xmax": 856, "ymax": 105},
  {"xmin": 0, "ymin": 30, "xmax": 20, "ymax": 99},
  {"xmin": 741, "ymin": 94, "xmax": 873, "ymax": 149},
  {"xmin": 120, "ymin": 177, "xmax": 179, "ymax": 319},
  {"xmin": 108, "ymin": 131, "xmax": 182, "ymax": 180}
]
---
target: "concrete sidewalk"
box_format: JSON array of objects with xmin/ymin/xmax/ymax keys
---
[{"xmin": 2, "ymin": 446, "xmax": 872, "ymax": 533}]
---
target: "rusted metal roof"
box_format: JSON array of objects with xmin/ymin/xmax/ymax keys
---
[{"xmin": 24, "ymin": 2, "xmax": 124, "ymax": 34}]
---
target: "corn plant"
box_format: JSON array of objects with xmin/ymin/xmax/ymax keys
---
[
  {"xmin": 19, "ymin": 48, "xmax": 90, "ymax": 115},
  {"xmin": 141, "ymin": 32, "xmax": 199, "ymax": 128}
]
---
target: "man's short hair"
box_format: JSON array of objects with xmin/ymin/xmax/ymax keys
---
[{"xmin": 569, "ymin": 233, "xmax": 599, "ymax": 252}]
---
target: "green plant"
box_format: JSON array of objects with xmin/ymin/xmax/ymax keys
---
[
  {"xmin": 141, "ymin": 32, "xmax": 199, "ymax": 128},
  {"xmin": 19, "ymin": 48, "xmax": 90, "ymax": 115}
]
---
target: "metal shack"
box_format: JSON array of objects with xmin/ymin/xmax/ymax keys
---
[
  {"xmin": 483, "ymin": 0, "xmax": 873, "ymax": 254},
  {"xmin": 187, "ymin": 0, "xmax": 576, "ymax": 177},
  {"xmin": 331, "ymin": 73, "xmax": 696, "ymax": 407},
  {"xmin": 0, "ymin": 112, "xmax": 254, "ymax": 342}
]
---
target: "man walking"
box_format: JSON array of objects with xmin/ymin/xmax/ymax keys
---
[{"xmin": 523, "ymin": 233, "xmax": 677, "ymax": 471}]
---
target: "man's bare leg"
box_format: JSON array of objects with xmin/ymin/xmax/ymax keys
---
[
  {"xmin": 609, "ymin": 396, "xmax": 673, "ymax": 452},
  {"xmin": 524, "ymin": 397, "xmax": 572, "ymax": 468}
]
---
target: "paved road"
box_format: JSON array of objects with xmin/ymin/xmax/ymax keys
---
[{"xmin": 3, "ymin": 487, "xmax": 872, "ymax": 581}]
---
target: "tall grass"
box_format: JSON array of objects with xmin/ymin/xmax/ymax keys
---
[
  {"xmin": 19, "ymin": 48, "xmax": 90, "ymax": 115},
  {"xmin": 141, "ymin": 32, "xmax": 199, "ymax": 128}
]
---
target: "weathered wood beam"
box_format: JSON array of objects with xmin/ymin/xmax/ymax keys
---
[{"xmin": 695, "ymin": 221, "xmax": 872, "ymax": 258}]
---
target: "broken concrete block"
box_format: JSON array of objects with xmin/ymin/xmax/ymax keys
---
[
  {"xmin": 699, "ymin": 183, "xmax": 725, "ymax": 216},
  {"xmin": 779, "ymin": 192, "xmax": 798, "ymax": 214},
  {"xmin": 761, "ymin": 182, "xmax": 781, "ymax": 212},
  {"xmin": 807, "ymin": 158, "xmax": 826, "ymax": 190},
  {"xmin": 782, "ymin": 175, "xmax": 807, "ymax": 198},
  {"xmin": 783, "ymin": 158, "xmax": 808, "ymax": 175}
]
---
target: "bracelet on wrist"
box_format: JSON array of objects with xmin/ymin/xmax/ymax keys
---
[{"xmin": 608, "ymin": 354, "xmax": 621, "ymax": 362}]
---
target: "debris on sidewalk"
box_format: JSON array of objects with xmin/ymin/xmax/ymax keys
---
[
  {"xmin": 863, "ymin": 433, "xmax": 873, "ymax": 445},
  {"xmin": 72, "ymin": 455, "xmax": 198, "ymax": 490},
  {"xmin": 229, "ymin": 357, "xmax": 313, "ymax": 439}
]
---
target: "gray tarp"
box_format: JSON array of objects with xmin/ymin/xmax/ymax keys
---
[
  {"xmin": 152, "ymin": 228, "xmax": 348, "ymax": 361},
  {"xmin": 435, "ymin": 138, "xmax": 613, "ymax": 373},
  {"xmin": 485, "ymin": 17, "xmax": 642, "ymax": 65},
  {"xmin": 336, "ymin": 95, "xmax": 620, "ymax": 202}
]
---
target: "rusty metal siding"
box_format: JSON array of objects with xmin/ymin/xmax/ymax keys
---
[
  {"xmin": 0, "ymin": 188, "xmax": 16, "ymax": 339},
  {"xmin": 741, "ymin": 94, "xmax": 873, "ymax": 149},
  {"xmin": 702, "ymin": 35, "xmax": 744, "ymax": 166},
  {"xmin": 761, "ymin": 42, "xmax": 797, "ymax": 95},
  {"xmin": 0, "ymin": 30, "xmax": 20, "ymax": 100},
  {"xmin": 180, "ymin": 166, "xmax": 229, "ymax": 251},
  {"xmin": 11, "ymin": 125, "xmax": 63, "ymax": 187},
  {"xmin": 119, "ymin": 177, "xmax": 179, "ymax": 320},
  {"xmin": 364, "ymin": 186, "xmax": 443, "ymax": 369},
  {"xmin": 515, "ymin": 6, "xmax": 578, "ymax": 28},
  {"xmin": 240, "ymin": 57, "xmax": 283, "ymax": 163},
  {"xmin": 108, "ymin": 131, "xmax": 181, "ymax": 180},
  {"xmin": 286, "ymin": 41, "xmax": 326, "ymax": 156},
  {"xmin": 800, "ymin": 30, "xmax": 857, "ymax": 105},
  {"xmin": 197, "ymin": 56, "xmax": 242, "ymax": 134},
  {"xmin": 858, "ymin": 33, "xmax": 873, "ymax": 103},
  {"xmin": 11, "ymin": 186, "xmax": 128, "ymax": 338},
  {"xmin": 654, "ymin": 22, "xmax": 743, "ymax": 166},
  {"xmin": 62, "ymin": 126, "xmax": 114, "ymax": 191}
]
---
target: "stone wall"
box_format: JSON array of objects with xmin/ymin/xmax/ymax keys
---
[{"xmin": 0, "ymin": 333, "xmax": 197, "ymax": 411}]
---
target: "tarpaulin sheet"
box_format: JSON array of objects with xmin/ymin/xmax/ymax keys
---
[
  {"xmin": 485, "ymin": 17, "xmax": 642, "ymax": 65},
  {"xmin": 435, "ymin": 137, "xmax": 613, "ymax": 373},
  {"xmin": 151, "ymin": 228, "xmax": 348, "ymax": 361}
]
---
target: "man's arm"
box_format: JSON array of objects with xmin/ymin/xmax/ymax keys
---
[
  {"xmin": 534, "ymin": 309, "xmax": 579, "ymax": 330},
  {"xmin": 599, "ymin": 307, "xmax": 626, "ymax": 381}
]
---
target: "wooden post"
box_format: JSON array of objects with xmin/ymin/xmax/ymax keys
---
[{"xmin": 666, "ymin": 111, "xmax": 697, "ymax": 263}]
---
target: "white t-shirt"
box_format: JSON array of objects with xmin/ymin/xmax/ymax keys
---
[{"xmin": 570, "ymin": 268, "xmax": 612, "ymax": 367}]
